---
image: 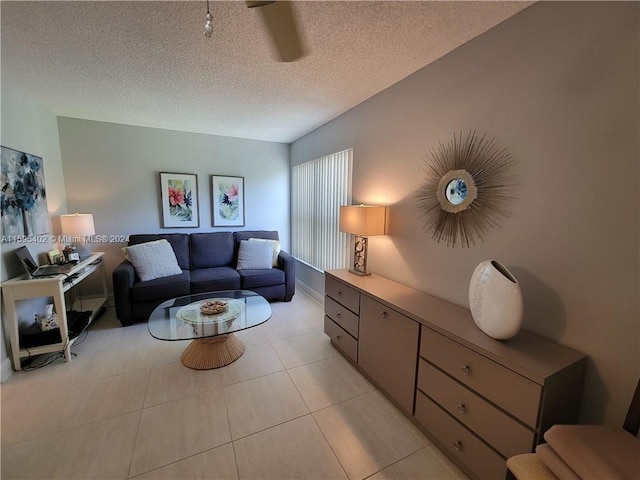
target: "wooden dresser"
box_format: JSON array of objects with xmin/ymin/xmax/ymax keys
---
[{"xmin": 324, "ymin": 269, "xmax": 586, "ymax": 480}]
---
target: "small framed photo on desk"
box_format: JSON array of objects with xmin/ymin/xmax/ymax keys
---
[{"xmin": 47, "ymin": 249, "xmax": 63, "ymax": 265}]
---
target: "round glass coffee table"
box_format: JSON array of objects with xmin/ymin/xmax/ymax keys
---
[{"xmin": 148, "ymin": 290, "xmax": 272, "ymax": 370}]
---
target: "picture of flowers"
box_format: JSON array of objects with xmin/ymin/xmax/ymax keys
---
[
  {"xmin": 212, "ymin": 175, "xmax": 244, "ymax": 226},
  {"xmin": 1, "ymin": 146, "xmax": 50, "ymax": 240},
  {"xmin": 160, "ymin": 172, "xmax": 199, "ymax": 228}
]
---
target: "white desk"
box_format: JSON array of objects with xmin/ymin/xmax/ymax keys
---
[{"xmin": 1, "ymin": 252, "xmax": 108, "ymax": 370}]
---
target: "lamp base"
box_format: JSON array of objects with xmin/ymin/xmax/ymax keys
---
[
  {"xmin": 348, "ymin": 268, "xmax": 371, "ymax": 276},
  {"xmin": 350, "ymin": 236, "xmax": 370, "ymax": 276}
]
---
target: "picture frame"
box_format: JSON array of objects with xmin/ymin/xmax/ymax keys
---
[
  {"xmin": 47, "ymin": 249, "xmax": 63, "ymax": 265},
  {"xmin": 159, "ymin": 172, "xmax": 199, "ymax": 228},
  {"xmin": 212, "ymin": 175, "xmax": 245, "ymax": 227},
  {"xmin": 1, "ymin": 146, "xmax": 50, "ymax": 240}
]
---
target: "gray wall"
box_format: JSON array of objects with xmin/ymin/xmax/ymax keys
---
[
  {"xmin": 57, "ymin": 117, "xmax": 290, "ymax": 292},
  {"xmin": 0, "ymin": 82, "xmax": 68, "ymax": 379},
  {"xmin": 291, "ymin": 1, "xmax": 639, "ymax": 427}
]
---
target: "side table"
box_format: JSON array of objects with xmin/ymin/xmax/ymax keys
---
[{"xmin": 1, "ymin": 252, "xmax": 108, "ymax": 370}]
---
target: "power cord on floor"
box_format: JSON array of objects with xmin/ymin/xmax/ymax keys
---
[
  {"xmin": 70, "ymin": 328, "xmax": 90, "ymax": 347},
  {"xmin": 22, "ymin": 324, "xmax": 90, "ymax": 371},
  {"xmin": 22, "ymin": 350, "xmax": 77, "ymax": 371}
]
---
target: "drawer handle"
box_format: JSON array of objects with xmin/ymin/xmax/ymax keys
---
[
  {"xmin": 456, "ymin": 404, "xmax": 466, "ymax": 414},
  {"xmin": 453, "ymin": 440, "xmax": 464, "ymax": 452},
  {"xmin": 336, "ymin": 313, "xmax": 342, "ymax": 318},
  {"xmin": 380, "ymin": 311, "xmax": 388, "ymax": 319},
  {"xmin": 335, "ymin": 335, "xmax": 341, "ymax": 341},
  {"xmin": 337, "ymin": 291, "xmax": 343, "ymax": 296},
  {"xmin": 461, "ymin": 365, "xmax": 470, "ymax": 375}
]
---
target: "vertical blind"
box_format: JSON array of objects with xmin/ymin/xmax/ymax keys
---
[{"xmin": 292, "ymin": 148, "xmax": 353, "ymax": 271}]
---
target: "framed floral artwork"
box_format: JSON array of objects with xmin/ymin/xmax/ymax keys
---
[
  {"xmin": 159, "ymin": 172, "xmax": 199, "ymax": 228},
  {"xmin": 212, "ymin": 175, "xmax": 244, "ymax": 227}
]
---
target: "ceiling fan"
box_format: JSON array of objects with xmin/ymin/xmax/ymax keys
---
[{"xmin": 204, "ymin": 1, "xmax": 306, "ymax": 63}]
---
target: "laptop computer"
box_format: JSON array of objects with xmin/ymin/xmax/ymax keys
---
[{"xmin": 15, "ymin": 246, "xmax": 75, "ymax": 278}]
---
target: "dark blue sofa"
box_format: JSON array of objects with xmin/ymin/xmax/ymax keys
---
[{"xmin": 112, "ymin": 230, "xmax": 295, "ymax": 326}]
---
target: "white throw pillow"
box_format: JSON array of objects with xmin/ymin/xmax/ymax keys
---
[
  {"xmin": 237, "ymin": 240, "xmax": 273, "ymax": 270},
  {"xmin": 248, "ymin": 238, "xmax": 281, "ymax": 267},
  {"xmin": 123, "ymin": 239, "xmax": 182, "ymax": 281}
]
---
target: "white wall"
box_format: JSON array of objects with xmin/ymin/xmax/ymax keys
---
[
  {"xmin": 57, "ymin": 118, "xmax": 290, "ymax": 291},
  {"xmin": 291, "ymin": 2, "xmax": 639, "ymax": 427},
  {"xmin": 0, "ymin": 82, "xmax": 68, "ymax": 379}
]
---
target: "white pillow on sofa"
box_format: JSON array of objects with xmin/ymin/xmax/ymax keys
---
[
  {"xmin": 237, "ymin": 240, "xmax": 273, "ymax": 270},
  {"xmin": 122, "ymin": 239, "xmax": 182, "ymax": 281},
  {"xmin": 248, "ymin": 237, "xmax": 281, "ymax": 267}
]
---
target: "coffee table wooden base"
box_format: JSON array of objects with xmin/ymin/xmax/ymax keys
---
[{"xmin": 180, "ymin": 334, "xmax": 246, "ymax": 370}]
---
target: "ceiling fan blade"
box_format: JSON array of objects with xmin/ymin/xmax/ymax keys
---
[{"xmin": 247, "ymin": 1, "xmax": 305, "ymax": 62}]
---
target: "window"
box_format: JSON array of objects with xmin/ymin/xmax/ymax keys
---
[{"xmin": 292, "ymin": 148, "xmax": 353, "ymax": 271}]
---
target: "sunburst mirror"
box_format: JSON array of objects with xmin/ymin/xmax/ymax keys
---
[{"xmin": 416, "ymin": 131, "xmax": 514, "ymax": 247}]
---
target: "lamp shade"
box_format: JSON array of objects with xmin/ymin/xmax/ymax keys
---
[
  {"xmin": 339, "ymin": 205, "xmax": 386, "ymax": 236},
  {"xmin": 60, "ymin": 213, "xmax": 95, "ymax": 238}
]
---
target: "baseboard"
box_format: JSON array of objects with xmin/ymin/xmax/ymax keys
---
[
  {"xmin": 296, "ymin": 279, "xmax": 323, "ymax": 306},
  {"xmin": 1, "ymin": 356, "xmax": 13, "ymax": 382}
]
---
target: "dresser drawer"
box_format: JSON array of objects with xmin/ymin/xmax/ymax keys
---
[
  {"xmin": 415, "ymin": 392, "xmax": 507, "ymax": 480},
  {"xmin": 421, "ymin": 328, "xmax": 541, "ymax": 427},
  {"xmin": 325, "ymin": 276, "xmax": 360, "ymax": 314},
  {"xmin": 417, "ymin": 359, "xmax": 535, "ymax": 458},
  {"xmin": 325, "ymin": 296, "xmax": 359, "ymax": 338},
  {"xmin": 324, "ymin": 316, "xmax": 357, "ymax": 363}
]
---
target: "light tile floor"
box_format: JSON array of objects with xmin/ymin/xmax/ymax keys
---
[{"xmin": 1, "ymin": 291, "xmax": 469, "ymax": 480}]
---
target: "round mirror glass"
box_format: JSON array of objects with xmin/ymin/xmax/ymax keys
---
[{"xmin": 445, "ymin": 178, "xmax": 468, "ymax": 205}]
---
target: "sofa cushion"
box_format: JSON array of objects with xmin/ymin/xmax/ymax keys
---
[
  {"xmin": 248, "ymin": 238, "xmax": 281, "ymax": 267},
  {"xmin": 238, "ymin": 268, "xmax": 285, "ymax": 289},
  {"xmin": 131, "ymin": 270, "xmax": 191, "ymax": 303},
  {"xmin": 190, "ymin": 232, "xmax": 235, "ymax": 269},
  {"xmin": 234, "ymin": 230, "xmax": 279, "ymax": 243},
  {"xmin": 237, "ymin": 240, "xmax": 273, "ymax": 270},
  {"xmin": 190, "ymin": 267, "xmax": 241, "ymax": 293},
  {"xmin": 249, "ymin": 284, "xmax": 286, "ymax": 302},
  {"xmin": 128, "ymin": 234, "xmax": 190, "ymax": 270},
  {"xmin": 124, "ymin": 239, "xmax": 183, "ymax": 281}
]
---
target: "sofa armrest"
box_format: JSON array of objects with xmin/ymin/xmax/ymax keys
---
[
  {"xmin": 277, "ymin": 250, "xmax": 296, "ymax": 301},
  {"xmin": 112, "ymin": 260, "xmax": 136, "ymax": 326}
]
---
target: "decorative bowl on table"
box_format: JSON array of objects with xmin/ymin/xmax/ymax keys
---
[{"xmin": 199, "ymin": 300, "xmax": 229, "ymax": 315}]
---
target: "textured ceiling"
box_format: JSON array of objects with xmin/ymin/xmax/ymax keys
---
[{"xmin": 1, "ymin": 1, "xmax": 532, "ymax": 143}]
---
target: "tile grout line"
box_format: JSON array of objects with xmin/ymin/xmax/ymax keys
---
[
  {"xmin": 126, "ymin": 366, "xmax": 153, "ymax": 480},
  {"xmin": 2, "ymin": 371, "xmax": 152, "ymax": 450},
  {"xmin": 307, "ymin": 408, "xmax": 350, "ymax": 480},
  {"xmin": 280, "ymin": 360, "xmax": 352, "ymax": 479},
  {"xmin": 220, "ymin": 375, "xmax": 241, "ymax": 479}
]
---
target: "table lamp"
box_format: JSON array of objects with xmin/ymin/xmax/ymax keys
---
[
  {"xmin": 339, "ymin": 204, "xmax": 386, "ymax": 276},
  {"xmin": 60, "ymin": 213, "xmax": 95, "ymax": 261}
]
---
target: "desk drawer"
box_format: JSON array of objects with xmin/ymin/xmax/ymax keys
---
[
  {"xmin": 417, "ymin": 359, "xmax": 535, "ymax": 458},
  {"xmin": 325, "ymin": 296, "xmax": 359, "ymax": 338},
  {"xmin": 415, "ymin": 392, "xmax": 507, "ymax": 480},
  {"xmin": 325, "ymin": 276, "xmax": 360, "ymax": 314},
  {"xmin": 421, "ymin": 327, "xmax": 541, "ymax": 427},
  {"xmin": 324, "ymin": 316, "xmax": 357, "ymax": 363}
]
